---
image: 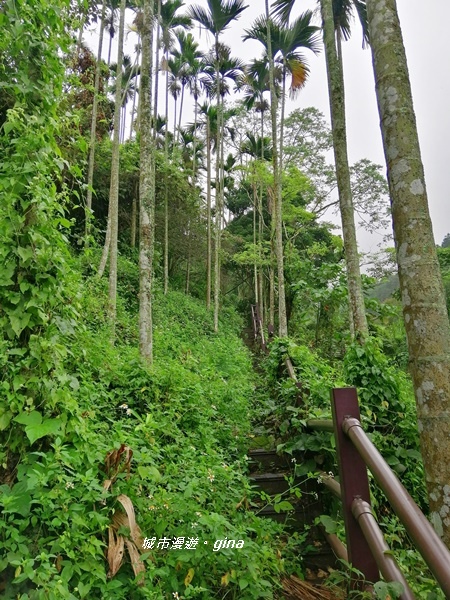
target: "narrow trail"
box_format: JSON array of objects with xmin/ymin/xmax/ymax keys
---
[{"xmin": 241, "ymin": 322, "xmax": 344, "ymax": 599}]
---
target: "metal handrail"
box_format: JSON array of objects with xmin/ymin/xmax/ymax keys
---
[
  {"xmin": 343, "ymin": 417, "xmax": 450, "ymax": 596},
  {"xmin": 307, "ymin": 419, "xmax": 334, "ymax": 433},
  {"xmin": 352, "ymin": 498, "xmax": 415, "ymax": 599}
]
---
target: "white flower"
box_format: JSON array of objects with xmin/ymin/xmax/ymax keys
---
[
  {"xmin": 207, "ymin": 470, "xmax": 215, "ymax": 483},
  {"xmin": 211, "ymin": 405, "xmax": 217, "ymax": 410},
  {"xmin": 191, "ymin": 522, "xmax": 198, "ymax": 528},
  {"xmin": 119, "ymin": 403, "xmax": 128, "ymax": 410},
  {"xmin": 195, "ymin": 512, "xmax": 202, "ymax": 517},
  {"xmin": 291, "ymin": 458, "xmax": 297, "ymax": 463},
  {"xmin": 126, "ymin": 408, "xmax": 132, "ymax": 416},
  {"xmin": 65, "ymin": 481, "xmax": 74, "ymax": 490},
  {"xmin": 173, "ymin": 593, "xmax": 180, "ymax": 600}
]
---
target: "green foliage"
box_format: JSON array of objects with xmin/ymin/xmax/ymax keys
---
[{"xmin": 0, "ymin": 257, "xmax": 290, "ymax": 597}]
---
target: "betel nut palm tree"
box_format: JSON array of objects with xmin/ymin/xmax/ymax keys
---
[
  {"xmin": 188, "ymin": 0, "xmax": 248, "ymax": 332},
  {"xmin": 272, "ymin": 0, "xmax": 369, "ymax": 341},
  {"xmin": 139, "ymin": 0, "xmax": 156, "ymax": 363},
  {"xmin": 244, "ymin": 6, "xmax": 319, "ymax": 337},
  {"xmin": 158, "ymin": 0, "xmax": 192, "ymax": 295}
]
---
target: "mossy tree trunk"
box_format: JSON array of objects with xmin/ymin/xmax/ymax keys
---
[
  {"xmin": 206, "ymin": 114, "xmax": 212, "ymax": 310},
  {"xmin": 85, "ymin": 0, "xmax": 106, "ymax": 242},
  {"xmin": 139, "ymin": 0, "xmax": 155, "ymax": 364},
  {"xmin": 107, "ymin": 0, "xmax": 126, "ymax": 342},
  {"xmin": 265, "ymin": 0, "xmax": 288, "ymax": 337},
  {"xmin": 367, "ymin": 0, "xmax": 450, "ymax": 547},
  {"xmin": 320, "ymin": 0, "xmax": 369, "ymax": 342}
]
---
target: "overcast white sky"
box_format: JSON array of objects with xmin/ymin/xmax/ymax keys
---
[
  {"xmin": 89, "ymin": 0, "xmax": 450, "ymax": 250},
  {"xmin": 218, "ymin": 0, "xmax": 450, "ymax": 249}
]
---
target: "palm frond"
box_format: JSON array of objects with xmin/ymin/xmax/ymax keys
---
[
  {"xmin": 187, "ymin": 4, "xmax": 214, "ymax": 32},
  {"xmin": 286, "ymin": 56, "xmax": 309, "ymax": 96},
  {"xmin": 209, "ymin": 0, "xmax": 248, "ymax": 33},
  {"xmin": 288, "ymin": 11, "xmax": 321, "ymax": 55},
  {"xmin": 353, "ymin": 0, "xmax": 369, "ymax": 47},
  {"xmin": 271, "ymin": 0, "xmax": 295, "ymax": 24}
]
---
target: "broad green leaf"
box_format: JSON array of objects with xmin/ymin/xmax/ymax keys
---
[
  {"xmin": 318, "ymin": 514, "xmax": 338, "ymax": 534},
  {"xmin": 0, "ymin": 411, "xmax": 12, "ymax": 431},
  {"xmin": 274, "ymin": 500, "xmax": 294, "ymax": 513},
  {"xmin": 14, "ymin": 411, "xmax": 42, "ymax": 426},
  {"xmin": 239, "ymin": 578, "xmax": 249, "ymax": 590},
  {"xmin": 137, "ymin": 465, "xmax": 162, "ymax": 482},
  {"xmin": 2, "ymin": 482, "xmax": 32, "ymax": 517},
  {"xmin": 17, "ymin": 247, "xmax": 34, "ymax": 263},
  {"xmin": 25, "ymin": 418, "xmax": 62, "ymax": 445},
  {"xmin": 0, "ymin": 261, "xmax": 15, "ymax": 286},
  {"xmin": 9, "ymin": 313, "xmax": 31, "ymax": 336}
]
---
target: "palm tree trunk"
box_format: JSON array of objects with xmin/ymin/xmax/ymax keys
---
[
  {"xmin": 163, "ymin": 57, "xmax": 170, "ymax": 295},
  {"xmin": 178, "ymin": 83, "xmax": 185, "ymax": 137},
  {"xmin": 153, "ymin": 0, "xmax": 162, "ymax": 136},
  {"xmin": 213, "ymin": 32, "xmax": 221, "ymax": 332},
  {"xmin": 130, "ymin": 41, "xmax": 140, "ymax": 139},
  {"xmin": 367, "ymin": 0, "xmax": 450, "ymax": 548},
  {"xmin": 131, "ymin": 197, "xmax": 137, "ymax": 247},
  {"xmin": 107, "ymin": 29, "xmax": 113, "ymax": 65},
  {"xmin": 193, "ymin": 92, "xmax": 198, "ymax": 178},
  {"xmin": 185, "ymin": 220, "xmax": 191, "ymax": 294},
  {"xmin": 139, "ymin": 0, "xmax": 155, "ymax": 364},
  {"xmin": 253, "ymin": 170, "xmax": 258, "ymax": 305},
  {"xmin": 173, "ymin": 97, "xmax": 178, "ymax": 140},
  {"xmin": 107, "ymin": 0, "xmax": 126, "ymax": 342},
  {"xmin": 280, "ymin": 64, "xmax": 287, "ymax": 173},
  {"xmin": 259, "ymin": 108, "xmax": 265, "ymax": 326},
  {"xmin": 206, "ymin": 114, "xmax": 212, "ymax": 309},
  {"xmin": 320, "ymin": 0, "xmax": 368, "ymax": 341},
  {"xmin": 85, "ymin": 0, "xmax": 106, "ymax": 242},
  {"xmin": 265, "ymin": 0, "xmax": 288, "ymax": 337}
]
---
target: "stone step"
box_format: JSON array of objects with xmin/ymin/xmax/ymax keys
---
[{"xmin": 248, "ymin": 448, "xmax": 291, "ymax": 474}]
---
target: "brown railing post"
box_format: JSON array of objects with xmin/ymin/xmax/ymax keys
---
[{"xmin": 331, "ymin": 387, "xmax": 379, "ymax": 585}]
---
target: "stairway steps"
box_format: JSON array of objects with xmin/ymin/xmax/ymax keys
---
[
  {"xmin": 248, "ymin": 448, "xmax": 291, "ymax": 473},
  {"xmin": 247, "ymin": 449, "xmax": 339, "ymax": 577}
]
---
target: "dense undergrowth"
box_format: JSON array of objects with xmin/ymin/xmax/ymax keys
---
[
  {"xmin": 253, "ymin": 337, "xmax": 443, "ymax": 599},
  {"xmin": 0, "ymin": 254, "xmax": 297, "ymax": 600}
]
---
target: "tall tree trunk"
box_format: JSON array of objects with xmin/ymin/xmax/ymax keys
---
[
  {"xmin": 206, "ymin": 114, "xmax": 212, "ymax": 309},
  {"xmin": 259, "ymin": 108, "xmax": 265, "ymax": 326},
  {"xmin": 107, "ymin": 0, "xmax": 126, "ymax": 342},
  {"xmin": 253, "ymin": 173, "xmax": 258, "ymax": 305},
  {"xmin": 185, "ymin": 220, "xmax": 191, "ymax": 294},
  {"xmin": 85, "ymin": 0, "xmax": 106, "ymax": 242},
  {"xmin": 367, "ymin": 0, "xmax": 450, "ymax": 548},
  {"xmin": 163, "ymin": 57, "xmax": 170, "ymax": 295},
  {"xmin": 173, "ymin": 96, "xmax": 178, "ymax": 140},
  {"xmin": 280, "ymin": 63, "xmax": 287, "ymax": 174},
  {"xmin": 265, "ymin": 2, "xmax": 288, "ymax": 337},
  {"xmin": 320, "ymin": 0, "xmax": 368, "ymax": 341},
  {"xmin": 139, "ymin": 0, "xmax": 155, "ymax": 364},
  {"xmin": 178, "ymin": 83, "xmax": 185, "ymax": 137},
  {"xmin": 153, "ymin": 0, "xmax": 162, "ymax": 135},
  {"xmin": 130, "ymin": 186, "xmax": 137, "ymax": 248},
  {"xmin": 130, "ymin": 42, "xmax": 140, "ymax": 139},
  {"xmin": 193, "ymin": 92, "xmax": 198, "ymax": 178},
  {"xmin": 213, "ymin": 32, "xmax": 221, "ymax": 332},
  {"xmin": 107, "ymin": 27, "xmax": 113, "ymax": 65}
]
